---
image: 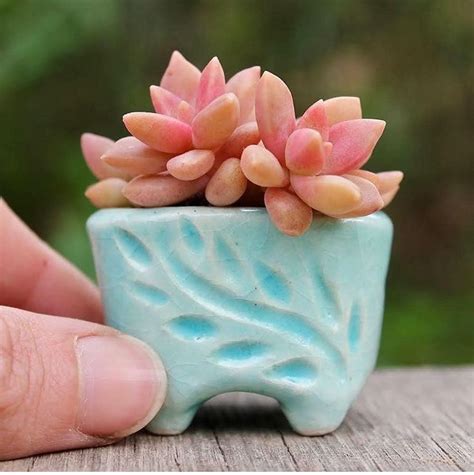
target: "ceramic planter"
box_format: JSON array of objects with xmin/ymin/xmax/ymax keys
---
[{"xmin": 87, "ymin": 207, "xmax": 393, "ymax": 436}]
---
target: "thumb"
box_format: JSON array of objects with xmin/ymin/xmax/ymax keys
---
[{"xmin": 0, "ymin": 306, "xmax": 167, "ymax": 460}]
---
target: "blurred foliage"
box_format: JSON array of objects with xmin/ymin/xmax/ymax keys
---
[{"xmin": 1, "ymin": 0, "xmax": 473, "ymax": 365}]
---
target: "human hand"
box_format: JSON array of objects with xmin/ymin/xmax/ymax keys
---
[{"xmin": 0, "ymin": 200, "xmax": 167, "ymax": 460}]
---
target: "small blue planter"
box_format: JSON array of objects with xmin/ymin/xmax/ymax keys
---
[{"xmin": 87, "ymin": 207, "xmax": 393, "ymax": 436}]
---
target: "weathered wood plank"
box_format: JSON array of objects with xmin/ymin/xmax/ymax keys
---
[
  {"xmin": 197, "ymin": 391, "xmax": 298, "ymax": 471},
  {"xmin": 1, "ymin": 367, "xmax": 472, "ymax": 472},
  {"xmin": 282, "ymin": 367, "xmax": 473, "ymax": 472}
]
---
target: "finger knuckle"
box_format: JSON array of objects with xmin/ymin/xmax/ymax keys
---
[
  {"xmin": 0, "ymin": 308, "xmax": 39, "ymax": 458},
  {"xmin": 0, "ymin": 308, "xmax": 31, "ymax": 417}
]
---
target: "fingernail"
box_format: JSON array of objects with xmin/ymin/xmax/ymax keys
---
[{"xmin": 76, "ymin": 335, "xmax": 167, "ymax": 437}]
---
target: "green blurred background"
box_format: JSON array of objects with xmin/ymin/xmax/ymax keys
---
[{"xmin": 1, "ymin": 0, "xmax": 473, "ymax": 365}]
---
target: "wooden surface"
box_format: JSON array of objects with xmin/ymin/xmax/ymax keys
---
[{"xmin": 2, "ymin": 366, "xmax": 473, "ymax": 472}]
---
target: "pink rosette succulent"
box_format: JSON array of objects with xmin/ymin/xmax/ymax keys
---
[
  {"xmin": 83, "ymin": 51, "xmax": 261, "ymax": 209},
  {"xmin": 82, "ymin": 51, "xmax": 403, "ymax": 237},
  {"xmin": 240, "ymin": 71, "xmax": 403, "ymax": 235}
]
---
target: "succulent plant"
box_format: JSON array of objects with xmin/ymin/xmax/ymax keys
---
[{"xmin": 83, "ymin": 51, "xmax": 403, "ymax": 236}]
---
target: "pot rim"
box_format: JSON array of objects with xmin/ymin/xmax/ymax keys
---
[{"xmin": 88, "ymin": 206, "xmax": 391, "ymax": 224}]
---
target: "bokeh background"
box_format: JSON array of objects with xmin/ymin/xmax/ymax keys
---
[{"xmin": 1, "ymin": 0, "xmax": 473, "ymax": 365}]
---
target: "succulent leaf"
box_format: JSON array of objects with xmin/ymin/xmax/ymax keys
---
[
  {"xmin": 149, "ymin": 86, "xmax": 194, "ymax": 124},
  {"xmin": 241, "ymin": 145, "xmax": 289, "ymax": 187},
  {"xmin": 264, "ymin": 188, "xmax": 313, "ymax": 236},
  {"xmin": 323, "ymin": 119, "xmax": 386, "ymax": 175},
  {"xmin": 167, "ymin": 150, "xmax": 215, "ymax": 181},
  {"xmin": 297, "ymin": 99, "xmax": 329, "ymax": 141},
  {"xmin": 101, "ymin": 136, "xmax": 171, "ymax": 177},
  {"xmin": 195, "ymin": 57, "xmax": 226, "ymax": 111},
  {"xmin": 218, "ymin": 121, "xmax": 260, "ymax": 159},
  {"xmin": 160, "ymin": 50, "xmax": 201, "ymax": 104},
  {"xmin": 205, "ymin": 158, "xmax": 248, "ymax": 206},
  {"xmin": 226, "ymin": 66, "xmax": 261, "ymax": 124},
  {"xmin": 323, "ymin": 141, "xmax": 333, "ymax": 158},
  {"xmin": 346, "ymin": 169, "xmax": 380, "ymax": 188},
  {"xmin": 123, "ymin": 174, "xmax": 209, "ymax": 207},
  {"xmin": 285, "ymin": 128, "xmax": 325, "ymax": 176},
  {"xmin": 192, "ymin": 93, "xmax": 240, "ymax": 150},
  {"xmin": 85, "ymin": 178, "xmax": 130, "ymax": 208},
  {"xmin": 81, "ymin": 133, "xmax": 130, "ymax": 180},
  {"xmin": 324, "ymin": 96, "xmax": 362, "ymax": 125},
  {"xmin": 290, "ymin": 174, "xmax": 361, "ymax": 216},
  {"xmin": 376, "ymin": 171, "xmax": 404, "ymax": 194},
  {"xmin": 255, "ymin": 71, "xmax": 296, "ymax": 163},
  {"xmin": 333, "ymin": 175, "xmax": 384, "ymax": 217},
  {"xmin": 123, "ymin": 112, "xmax": 193, "ymax": 154}
]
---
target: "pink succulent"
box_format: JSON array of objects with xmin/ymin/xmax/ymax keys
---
[
  {"xmin": 83, "ymin": 52, "xmax": 262, "ymax": 210},
  {"xmin": 238, "ymin": 71, "xmax": 402, "ymax": 235},
  {"xmin": 82, "ymin": 51, "xmax": 403, "ymax": 237}
]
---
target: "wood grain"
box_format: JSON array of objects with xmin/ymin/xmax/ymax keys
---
[{"xmin": 1, "ymin": 367, "xmax": 472, "ymax": 471}]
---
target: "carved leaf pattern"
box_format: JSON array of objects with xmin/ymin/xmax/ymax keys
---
[
  {"xmin": 111, "ymin": 216, "xmax": 368, "ymax": 388},
  {"xmin": 114, "ymin": 228, "xmax": 152, "ymax": 269}
]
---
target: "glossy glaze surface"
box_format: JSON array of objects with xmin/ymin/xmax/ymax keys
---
[{"xmin": 88, "ymin": 208, "xmax": 393, "ymax": 435}]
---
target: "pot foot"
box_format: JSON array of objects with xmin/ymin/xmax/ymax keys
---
[
  {"xmin": 280, "ymin": 397, "xmax": 348, "ymax": 436},
  {"xmin": 146, "ymin": 404, "xmax": 198, "ymax": 435}
]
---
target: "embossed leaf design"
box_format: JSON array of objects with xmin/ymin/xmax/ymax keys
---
[
  {"xmin": 133, "ymin": 281, "xmax": 170, "ymax": 306},
  {"xmin": 211, "ymin": 341, "xmax": 269, "ymax": 366},
  {"xmin": 180, "ymin": 217, "xmax": 204, "ymax": 254},
  {"xmin": 264, "ymin": 358, "xmax": 317, "ymax": 385},
  {"xmin": 348, "ymin": 302, "xmax": 361, "ymax": 352},
  {"xmin": 167, "ymin": 315, "xmax": 217, "ymax": 341},
  {"xmin": 253, "ymin": 261, "xmax": 291, "ymax": 303},
  {"xmin": 114, "ymin": 228, "xmax": 153, "ymax": 269},
  {"xmin": 153, "ymin": 225, "xmax": 348, "ymax": 380}
]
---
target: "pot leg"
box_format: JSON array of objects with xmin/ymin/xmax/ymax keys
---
[
  {"xmin": 280, "ymin": 396, "xmax": 349, "ymax": 436},
  {"xmin": 145, "ymin": 403, "xmax": 199, "ymax": 435}
]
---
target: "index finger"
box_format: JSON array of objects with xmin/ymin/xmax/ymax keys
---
[{"xmin": 0, "ymin": 199, "xmax": 103, "ymax": 323}]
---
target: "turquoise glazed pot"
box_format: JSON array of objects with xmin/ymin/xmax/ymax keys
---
[{"xmin": 87, "ymin": 208, "xmax": 393, "ymax": 436}]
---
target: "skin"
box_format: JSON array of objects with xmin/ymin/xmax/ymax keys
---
[{"xmin": 0, "ymin": 199, "xmax": 166, "ymax": 460}]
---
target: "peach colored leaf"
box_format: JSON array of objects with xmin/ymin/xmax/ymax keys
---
[
  {"xmin": 208, "ymin": 153, "xmax": 228, "ymax": 176},
  {"xmin": 226, "ymin": 66, "xmax": 261, "ymax": 124},
  {"xmin": 376, "ymin": 171, "xmax": 404, "ymax": 194},
  {"xmin": 205, "ymin": 158, "xmax": 248, "ymax": 206},
  {"xmin": 346, "ymin": 169, "xmax": 380, "ymax": 188},
  {"xmin": 323, "ymin": 119, "xmax": 386, "ymax": 175},
  {"xmin": 247, "ymin": 107, "xmax": 256, "ymax": 122},
  {"xmin": 285, "ymin": 128, "xmax": 325, "ymax": 176},
  {"xmin": 195, "ymin": 57, "xmax": 226, "ymax": 111},
  {"xmin": 290, "ymin": 174, "xmax": 361, "ymax": 216},
  {"xmin": 160, "ymin": 50, "xmax": 201, "ymax": 104},
  {"xmin": 167, "ymin": 150, "xmax": 215, "ymax": 181},
  {"xmin": 241, "ymin": 145, "xmax": 289, "ymax": 187},
  {"xmin": 218, "ymin": 121, "xmax": 260, "ymax": 159},
  {"xmin": 255, "ymin": 71, "xmax": 296, "ymax": 163},
  {"xmin": 264, "ymin": 188, "xmax": 313, "ymax": 237},
  {"xmin": 123, "ymin": 174, "xmax": 209, "ymax": 207},
  {"xmin": 149, "ymin": 86, "xmax": 195, "ymax": 124},
  {"xmin": 101, "ymin": 136, "xmax": 171, "ymax": 177},
  {"xmin": 85, "ymin": 178, "xmax": 130, "ymax": 208},
  {"xmin": 192, "ymin": 93, "xmax": 240, "ymax": 150},
  {"xmin": 123, "ymin": 112, "xmax": 193, "ymax": 154},
  {"xmin": 324, "ymin": 96, "xmax": 362, "ymax": 126},
  {"xmin": 333, "ymin": 175, "xmax": 384, "ymax": 217},
  {"xmin": 297, "ymin": 99, "xmax": 329, "ymax": 141},
  {"xmin": 323, "ymin": 141, "xmax": 333, "ymax": 159},
  {"xmin": 80, "ymin": 133, "xmax": 130, "ymax": 180}
]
